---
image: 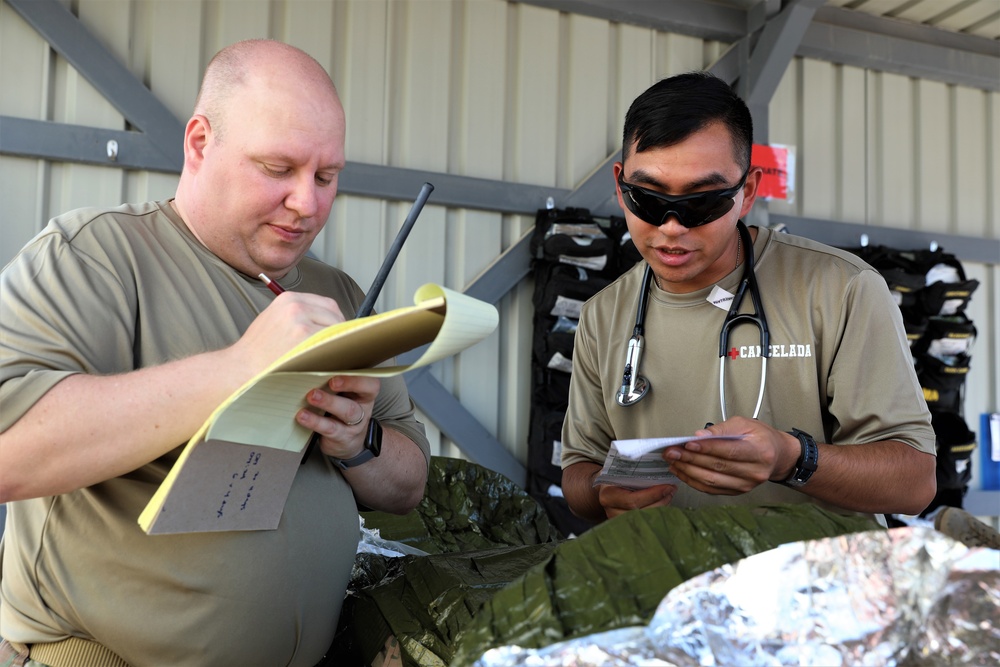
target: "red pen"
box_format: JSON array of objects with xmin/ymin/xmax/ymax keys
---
[{"xmin": 258, "ymin": 273, "xmax": 286, "ymax": 296}]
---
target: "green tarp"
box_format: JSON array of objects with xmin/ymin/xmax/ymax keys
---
[{"xmin": 326, "ymin": 458, "xmax": 880, "ymax": 666}]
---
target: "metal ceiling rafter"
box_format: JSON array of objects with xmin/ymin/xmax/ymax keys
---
[
  {"xmin": 741, "ymin": 0, "xmax": 827, "ymax": 143},
  {"xmin": 515, "ymin": 0, "xmax": 1000, "ymax": 92}
]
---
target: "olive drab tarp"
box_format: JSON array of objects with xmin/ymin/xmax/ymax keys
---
[{"xmin": 324, "ymin": 458, "xmax": 879, "ymax": 667}]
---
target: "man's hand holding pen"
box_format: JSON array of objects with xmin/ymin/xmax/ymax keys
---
[
  {"xmin": 253, "ymin": 272, "xmax": 378, "ymax": 463},
  {"xmin": 230, "ymin": 287, "xmax": 347, "ymax": 380}
]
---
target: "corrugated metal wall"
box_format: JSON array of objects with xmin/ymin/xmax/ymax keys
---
[{"xmin": 1, "ymin": 0, "xmax": 997, "ymax": 487}]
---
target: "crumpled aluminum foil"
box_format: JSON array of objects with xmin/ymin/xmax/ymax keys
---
[{"xmin": 475, "ymin": 527, "xmax": 999, "ymax": 667}]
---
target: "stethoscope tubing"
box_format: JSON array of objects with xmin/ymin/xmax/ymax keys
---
[{"xmin": 618, "ymin": 221, "xmax": 769, "ymax": 419}]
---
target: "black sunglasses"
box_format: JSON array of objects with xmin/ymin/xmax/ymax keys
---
[{"xmin": 618, "ymin": 166, "xmax": 750, "ymax": 228}]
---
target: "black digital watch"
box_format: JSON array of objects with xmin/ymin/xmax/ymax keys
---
[{"xmin": 780, "ymin": 428, "xmax": 818, "ymax": 487}]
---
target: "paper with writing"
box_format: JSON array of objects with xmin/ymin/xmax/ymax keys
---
[
  {"xmin": 139, "ymin": 284, "xmax": 497, "ymax": 535},
  {"xmin": 594, "ymin": 435, "xmax": 747, "ymax": 490}
]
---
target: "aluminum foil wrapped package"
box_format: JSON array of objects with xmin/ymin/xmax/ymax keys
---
[{"xmin": 476, "ymin": 527, "xmax": 998, "ymax": 667}]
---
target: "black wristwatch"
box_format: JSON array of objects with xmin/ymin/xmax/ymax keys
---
[
  {"xmin": 780, "ymin": 428, "xmax": 819, "ymax": 487},
  {"xmin": 333, "ymin": 419, "xmax": 382, "ymax": 470}
]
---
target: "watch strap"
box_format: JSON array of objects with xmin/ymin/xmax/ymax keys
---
[
  {"xmin": 780, "ymin": 428, "xmax": 819, "ymax": 487},
  {"xmin": 333, "ymin": 418, "xmax": 382, "ymax": 470},
  {"xmin": 334, "ymin": 447, "xmax": 374, "ymax": 470}
]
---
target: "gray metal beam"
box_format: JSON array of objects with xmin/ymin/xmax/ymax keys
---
[
  {"xmin": 2, "ymin": 120, "xmax": 994, "ymax": 267},
  {"xmin": 404, "ymin": 367, "xmax": 527, "ymax": 487},
  {"xmin": 514, "ymin": 0, "xmax": 1000, "ymax": 92},
  {"xmin": 743, "ymin": 0, "xmax": 826, "ymax": 130},
  {"xmin": 0, "ymin": 120, "xmax": 569, "ymax": 214},
  {"xmin": 0, "ymin": 117, "xmax": 181, "ymax": 173},
  {"xmin": 512, "ymin": 0, "xmax": 747, "ymax": 42},
  {"xmin": 813, "ymin": 4, "xmax": 1000, "ymax": 58},
  {"xmin": 464, "ymin": 228, "xmax": 536, "ymax": 305},
  {"xmin": 770, "ymin": 214, "xmax": 1000, "ymax": 266},
  {"xmin": 5, "ymin": 0, "xmax": 184, "ymax": 169},
  {"xmin": 740, "ymin": 0, "xmax": 823, "ymax": 228},
  {"xmin": 339, "ymin": 162, "xmax": 566, "ymax": 214},
  {"xmin": 802, "ymin": 10, "xmax": 1000, "ymax": 92}
]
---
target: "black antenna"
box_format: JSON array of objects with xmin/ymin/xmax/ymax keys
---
[
  {"xmin": 301, "ymin": 182, "xmax": 435, "ymax": 465},
  {"xmin": 356, "ymin": 182, "xmax": 434, "ymax": 318}
]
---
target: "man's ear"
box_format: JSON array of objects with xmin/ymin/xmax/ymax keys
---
[
  {"xmin": 613, "ymin": 161, "xmax": 626, "ymax": 211},
  {"xmin": 182, "ymin": 115, "xmax": 212, "ymax": 171},
  {"xmin": 738, "ymin": 167, "xmax": 764, "ymax": 217}
]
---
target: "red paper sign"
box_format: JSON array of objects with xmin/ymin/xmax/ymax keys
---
[{"xmin": 751, "ymin": 144, "xmax": 791, "ymax": 200}]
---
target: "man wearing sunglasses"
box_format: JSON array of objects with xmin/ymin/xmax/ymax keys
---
[{"xmin": 560, "ymin": 72, "xmax": 936, "ymax": 526}]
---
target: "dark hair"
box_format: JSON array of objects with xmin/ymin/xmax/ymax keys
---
[{"xmin": 622, "ymin": 71, "xmax": 753, "ymax": 171}]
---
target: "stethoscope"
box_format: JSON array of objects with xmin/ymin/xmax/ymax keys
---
[{"xmin": 616, "ymin": 221, "xmax": 770, "ymax": 421}]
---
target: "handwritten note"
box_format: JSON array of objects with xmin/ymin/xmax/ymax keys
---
[{"xmin": 218, "ymin": 451, "xmax": 262, "ymax": 519}]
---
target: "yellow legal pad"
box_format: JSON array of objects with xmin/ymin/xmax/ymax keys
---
[{"xmin": 138, "ymin": 283, "xmax": 498, "ymax": 534}]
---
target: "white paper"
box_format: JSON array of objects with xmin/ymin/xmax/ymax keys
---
[
  {"xmin": 593, "ymin": 435, "xmax": 747, "ymax": 491},
  {"xmin": 613, "ymin": 434, "xmax": 746, "ymax": 460}
]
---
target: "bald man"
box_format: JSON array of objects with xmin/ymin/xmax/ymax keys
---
[{"xmin": 0, "ymin": 40, "xmax": 429, "ymax": 666}]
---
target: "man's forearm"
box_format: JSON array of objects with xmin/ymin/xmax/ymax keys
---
[
  {"xmin": 0, "ymin": 347, "xmax": 248, "ymax": 502},
  {"xmin": 799, "ymin": 440, "xmax": 937, "ymax": 515},
  {"xmin": 561, "ymin": 461, "xmax": 608, "ymax": 524},
  {"xmin": 342, "ymin": 427, "xmax": 428, "ymax": 514}
]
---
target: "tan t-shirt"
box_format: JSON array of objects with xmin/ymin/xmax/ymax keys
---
[
  {"xmin": 562, "ymin": 226, "xmax": 934, "ymax": 518},
  {"xmin": 0, "ymin": 201, "xmax": 429, "ymax": 666}
]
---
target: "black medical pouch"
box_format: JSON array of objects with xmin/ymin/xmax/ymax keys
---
[
  {"xmin": 531, "ymin": 207, "xmax": 613, "ymax": 271},
  {"xmin": 533, "ymin": 324, "xmax": 576, "ymax": 373},
  {"xmin": 904, "ymin": 247, "xmax": 979, "ymax": 320},
  {"xmin": 916, "ymin": 352, "xmax": 971, "ymax": 414},
  {"xmin": 910, "ymin": 315, "xmax": 976, "ymax": 359},
  {"xmin": 920, "ymin": 410, "xmax": 977, "ymax": 516},
  {"xmin": 881, "ymin": 268, "xmax": 928, "ymax": 312},
  {"xmin": 531, "ymin": 365, "xmax": 572, "ymax": 412},
  {"xmin": 526, "ymin": 408, "xmax": 567, "ymax": 488},
  {"xmin": 532, "ymin": 262, "xmax": 610, "ymax": 318},
  {"xmin": 903, "ymin": 319, "xmax": 928, "ymax": 350},
  {"xmin": 918, "ymin": 278, "xmax": 980, "ymax": 318}
]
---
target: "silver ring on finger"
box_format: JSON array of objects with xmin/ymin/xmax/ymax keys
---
[{"xmin": 345, "ymin": 407, "xmax": 365, "ymax": 427}]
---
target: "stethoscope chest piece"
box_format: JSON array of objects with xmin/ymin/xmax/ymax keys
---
[
  {"xmin": 617, "ymin": 374, "xmax": 649, "ymax": 405},
  {"xmin": 616, "ymin": 332, "xmax": 650, "ymax": 405},
  {"xmin": 616, "ymin": 266, "xmax": 654, "ymax": 406}
]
